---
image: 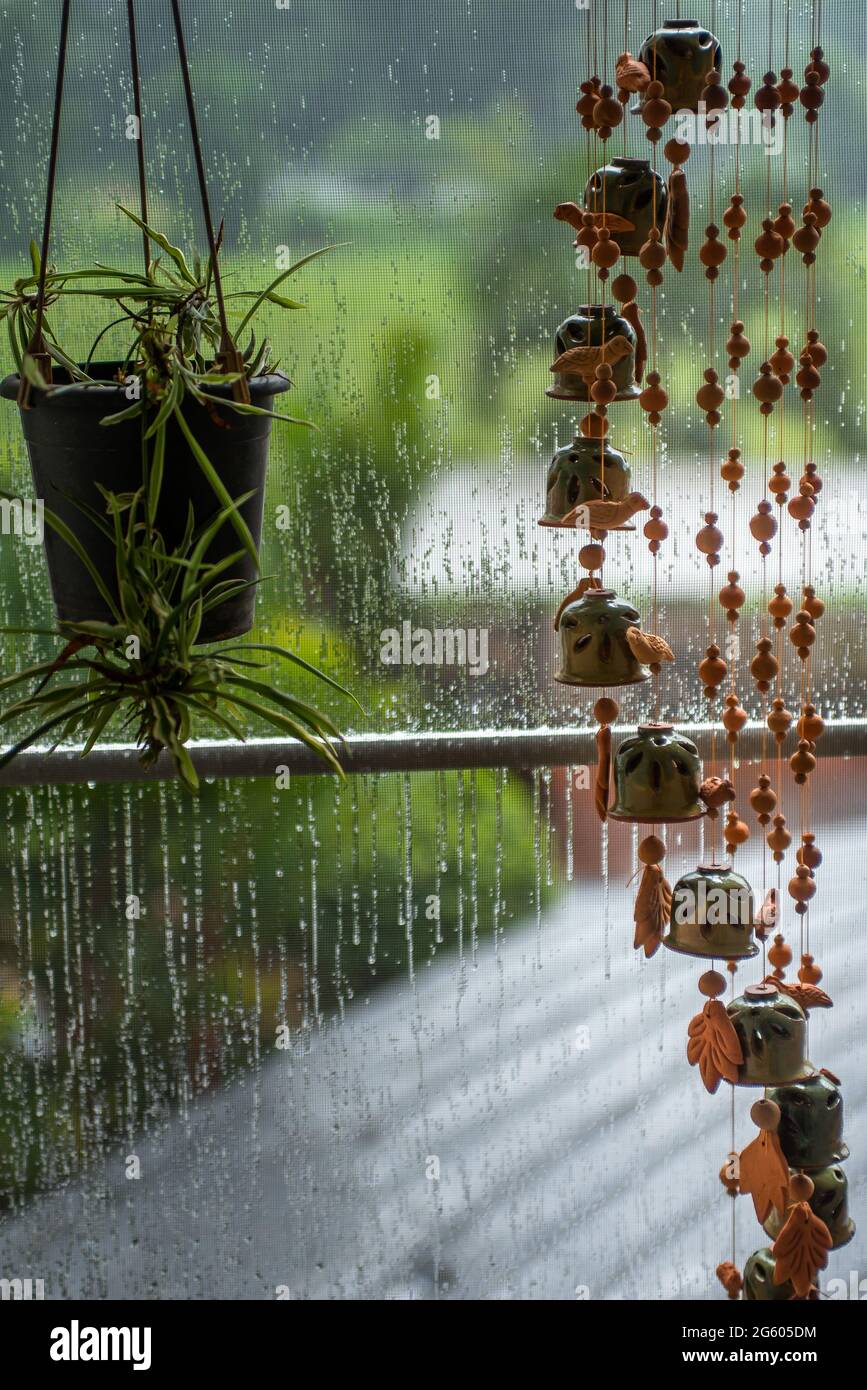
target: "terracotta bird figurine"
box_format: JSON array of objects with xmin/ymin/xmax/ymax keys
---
[
  {"xmin": 549, "ymin": 334, "xmax": 633, "ymax": 385},
  {"xmin": 625, "ymin": 625, "xmax": 675, "ymax": 670},
  {"xmin": 554, "ymin": 202, "xmax": 635, "ymax": 235},
  {"xmin": 616, "ymin": 51, "xmax": 652, "ymax": 93},
  {"xmin": 561, "ymin": 491, "xmax": 650, "ymax": 530}
]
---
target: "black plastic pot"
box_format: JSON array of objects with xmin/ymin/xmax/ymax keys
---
[{"xmin": 0, "ymin": 363, "xmax": 291, "ymax": 643}]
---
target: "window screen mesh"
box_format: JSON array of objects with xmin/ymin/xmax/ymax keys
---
[{"xmin": 0, "ymin": 0, "xmax": 863, "ymax": 1301}]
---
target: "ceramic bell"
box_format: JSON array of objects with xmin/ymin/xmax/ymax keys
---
[
  {"xmin": 555, "ymin": 589, "xmax": 648, "ymax": 688},
  {"xmin": 663, "ymin": 863, "xmax": 757, "ymax": 959},
  {"xmin": 608, "ymin": 723, "xmax": 703, "ymax": 823},
  {"xmin": 635, "ymin": 18, "xmax": 721, "ymax": 115},
  {"xmin": 726, "ymin": 983, "xmax": 813, "ymax": 1087},
  {"xmin": 583, "ymin": 158, "xmax": 668, "ymax": 257},
  {"xmin": 767, "ymin": 1070, "xmax": 849, "ymax": 1171},
  {"xmin": 762, "ymin": 1165, "xmax": 856, "ymax": 1249},
  {"xmin": 743, "ymin": 1248, "xmax": 794, "ymax": 1302},
  {"xmin": 539, "ymin": 435, "xmax": 630, "ymax": 526},
  {"xmin": 547, "ymin": 305, "xmax": 640, "ymax": 402}
]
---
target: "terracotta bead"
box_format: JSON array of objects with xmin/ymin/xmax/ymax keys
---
[
  {"xmin": 788, "ymin": 483, "xmax": 815, "ymax": 527},
  {"xmin": 807, "ymin": 47, "xmax": 830, "ymax": 85},
  {"xmin": 701, "ymin": 69, "xmax": 728, "ymax": 113},
  {"xmin": 749, "ymin": 775, "xmax": 777, "ymax": 825},
  {"xmin": 696, "ymin": 511, "xmax": 723, "ymax": 561},
  {"xmin": 699, "ymin": 643, "xmax": 727, "ymax": 696},
  {"xmin": 755, "ymin": 217, "xmax": 784, "ymax": 266},
  {"xmin": 663, "ymin": 138, "xmax": 690, "ymax": 166},
  {"xmin": 722, "ymin": 693, "xmax": 748, "ymax": 741},
  {"xmin": 724, "ymin": 810, "xmax": 750, "ymax": 852},
  {"xmin": 699, "ymin": 224, "xmax": 727, "ymax": 279},
  {"xmin": 797, "ymin": 835, "xmax": 822, "ymax": 873},
  {"xmin": 750, "ymin": 638, "xmax": 779, "ymax": 693},
  {"xmin": 768, "ymin": 583, "xmax": 793, "ymax": 629},
  {"xmin": 590, "ymin": 373, "xmax": 618, "ymax": 405},
  {"xmin": 728, "ymin": 61, "xmax": 751, "ymax": 107},
  {"xmin": 801, "ymin": 462, "xmax": 823, "ymax": 497},
  {"xmin": 799, "ymin": 70, "xmax": 824, "ymax": 118},
  {"xmin": 796, "ymin": 355, "xmax": 821, "ymax": 398},
  {"xmin": 637, "ymin": 833, "xmax": 666, "ymax": 865},
  {"xmin": 579, "ymin": 411, "xmax": 608, "ymax": 437},
  {"xmin": 638, "ymin": 227, "xmax": 666, "ymax": 271},
  {"xmin": 790, "ymin": 739, "xmax": 818, "ymax": 785},
  {"xmin": 788, "ymin": 864, "xmax": 816, "ymax": 904},
  {"xmin": 578, "ymin": 542, "xmax": 605, "ymax": 570},
  {"xmin": 611, "ymin": 273, "xmax": 638, "ymax": 303},
  {"xmin": 643, "ymin": 507, "xmax": 668, "ymax": 551},
  {"xmin": 726, "ymin": 321, "xmax": 750, "ymax": 368},
  {"xmin": 768, "ymin": 461, "xmax": 791, "ymax": 502},
  {"xmin": 639, "ymin": 370, "xmax": 668, "ymax": 421},
  {"xmin": 700, "ymin": 970, "xmax": 727, "ymax": 999},
  {"xmin": 593, "ymin": 86, "xmax": 624, "ymax": 131},
  {"xmin": 776, "ymin": 69, "xmax": 800, "ymax": 113},
  {"xmin": 790, "ymin": 1172, "xmax": 815, "ymax": 1203},
  {"xmin": 789, "ymin": 610, "xmax": 816, "ymax": 658},
  {"xmin": 593, "ymin": 696, "xmax": 620, "ymax": 725},
  {"xmin": 723, "ymin": 193, "xmax": 747, "ymax": 240},
  {"xmin": 768, "ymin": 932, "xmax": 792, "ymax": 974},
  {"xmin": 802, "ymin": 585, "xmax": 825, "ymax": 620},
  {"xmin": 719, "ymin": 571, "xmax": 745, "ymax": 620},
  {"xmin": 720, "ymin": 447, "xmax": 744, "ymax": 490},
  {"xmin": 755, "ymin": 71, "xmax": 781, "ymax": 113},
  {"xmin": 749, "ymin": 500, "xmax": 777, "ymax": 551},
  {"xmin": 591, "ymin": 227, "xmax": 621, "ymax": 270},
  {"xmin": 752, "ymin": 1098, "xmax": 781, "ymax": 1131},
  {"xmin": 767, "ymin": 697, "xmax": 794, "ymax": 742},
  {"xmin": 641, "ymin": 79, "xmax": 672, "ymax": 130},
  {"xmin": 804, "ymin": 329, "xmax": 828, "ymax": 366},
  {"xmin": 752, "ymin": 362, "xmax": 783, "ymax": 414},
  {"xmin": 806, "ymin": 189, "xmax": 832, "ymax": 229},
  {"xmin": 719, "ymin": 1156, "xmax": 739, "ymax": 1196},
  {"xmin": 798, "ymin": 952, "xmax": 822, "ymax": 984},
  {"xmin": 696, "ymin": 367, "xmax": 724, "ymax": 420},
  {"xmin": 769, "ymin": 336, "xmax": 794, "ymax": 383},
  {"xmin": 792, "ymin": 212, "xmax": 820, "ymax": 260},
  {"xmin": 767, "ymin": 815, "xmax": 791, "ymax": 862}
]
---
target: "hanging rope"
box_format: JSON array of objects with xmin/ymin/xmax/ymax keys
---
[
  {"xmin": 126, "ymin": 0, "xmax": 150, "ymax": 278},
  {"xmin": 18, "ymin": 0, "xmax": 72, "ymax": 407},
  {"xmin": 169, "ymin": 0, "xmax": 250, "ymax": 402}
]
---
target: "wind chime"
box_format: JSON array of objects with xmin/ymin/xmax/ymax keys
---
[{"xmin": 542, "ymin": 1, "xmax": 848, "ymax": 1300}]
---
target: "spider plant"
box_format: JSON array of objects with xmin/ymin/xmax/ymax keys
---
[
  {"xmin": 0, "ymin": 205, "xmax": 341, "ymax": 559},
  {"xmin": 0, "ymin": 487, "xmax": 359, "ymax": 791}
]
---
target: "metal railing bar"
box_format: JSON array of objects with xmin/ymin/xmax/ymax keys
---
[{"xmin": 1, "ymin": 719, "xmax": 866, "ymax": 788}]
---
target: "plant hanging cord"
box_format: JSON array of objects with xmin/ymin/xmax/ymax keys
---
[
  {"xmin": 169, "ymin": 0, "xmax": 250, "ymax": 403},
  {"xmin": 18, "ymin": 0, "xmax": 72, "ymax": 407},
  {"xmin": 126, "ymin": 0, "xmax": 150, "ymax": 277}
]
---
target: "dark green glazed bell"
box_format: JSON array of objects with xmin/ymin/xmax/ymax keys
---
[
  {"xmin": 555, "ymin": 589, "xmax": 648, "ymax": 688},
  {"xmin": 663, "ymin": 863, "xmax": 757, "ymax": 959},
  {"xmin": 768, "ymin": 1070, "xmax": 849, "ymax": 1172},
  {"xmin": 763, "ymin": 1165, "xmax": 855, "ymax": 1250},
  {"xmin": 546, "ymin": 305, "xmax": 640, "ymax": 402},
  {"xmin": 726, "ymin": 983, "xmax": 813, "ymax": 1087},
  {"xmin": 608, "ymin": 723, "xmax": 703, "ymax": 823},
  {"xmin": 583, "ymin": 158, "xmax": 668, "ymax": 257},
  {"xmin": 539, "ymin": 436, "xmax": 630, "ymax": 526},
  {"xmin": 743, "ymin": 1248, "xmax": 794, "ymax": 1302},
  {"xmin": 636, "ymin": 19, "xmax": 721, "ymax": 114}
]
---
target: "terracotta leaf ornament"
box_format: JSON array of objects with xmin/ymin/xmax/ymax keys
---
[
  {"xmin": 664, "ymin": 168, "xmax": 689, "ymax": 271},
  {"xmin": 772, "ymin": 1177, "xmax": 833, "ymax": 1297},
  {"xmin": 595, "ymin": 724, "xmax": 611, "ymax": 823},
  {"xmin": 687, "ymin": 999, "xmax": 744, "ymax": 1094},
  {"xmin": 633, "ymin": 861, "xmax": 671, "ymax": 958},
  {"xmin": 737, "ymin": 1099, "xmax": 790, "ymax": 1223}
]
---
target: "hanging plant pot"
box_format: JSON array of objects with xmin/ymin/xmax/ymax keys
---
[
  {"xmin": 583, "ymin": 158, "xmax": 668, "ymax": 257},
  {"xmin": 608, "ymin": 722, "xmax": 704, "ymax": 823},
  {"xmin": 1, "ymin": 363, "xmax": 290, "ymax": 643},
  {"xmin": 635, "ymin": 19, "xmax": 721, "ymax": 115}
]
